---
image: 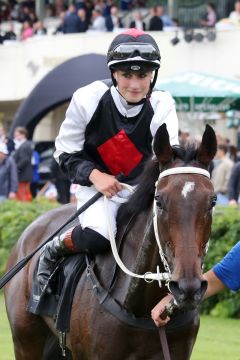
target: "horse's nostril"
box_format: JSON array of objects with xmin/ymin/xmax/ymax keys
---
[
  {"xmin": 168, "ymin": 280, "xmax": 185, "ymax": 301},
  {"xmin": 169, "ymin": 279, "xmax": 207, "ymax": 304},
  {"xmin": 200, "ymin": 279, "xmax": 208, "ymax": 296}
]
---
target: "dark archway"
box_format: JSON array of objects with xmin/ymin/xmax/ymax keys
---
[{"xmin": 10, "ymin": 53, "xmax": 109, "ymax": 138}]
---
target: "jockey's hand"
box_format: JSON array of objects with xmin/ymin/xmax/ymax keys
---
[
  {"xmin": 89, "ymin": 169, "xmax": 123, "ymax": 198},
  {"xmin": 151, "ymin": 293, "xmax": 173, "ymax": 327}
]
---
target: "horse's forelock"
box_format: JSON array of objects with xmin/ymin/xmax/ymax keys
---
[{"xmin": 172, "ymin": 144, "xmax": 198, "ymax": 164}]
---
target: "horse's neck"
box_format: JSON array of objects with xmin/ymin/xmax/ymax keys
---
[{"xmin": 112, "ymin": 209, "xmax": 169, "ymax": 317}]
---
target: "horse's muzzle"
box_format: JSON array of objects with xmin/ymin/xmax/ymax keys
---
[{"xmin": 168, "ymin": 278, "xmax": 207, "ymax": 309}]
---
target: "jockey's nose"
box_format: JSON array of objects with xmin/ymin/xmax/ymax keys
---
[{"xmin": 168, "ymin": 278, "xmax": 207, "ymax": 308}]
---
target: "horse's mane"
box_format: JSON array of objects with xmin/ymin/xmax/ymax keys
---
[{"xmin": 117, "ymin": 144, "xmax": 199, "ymax": 224}]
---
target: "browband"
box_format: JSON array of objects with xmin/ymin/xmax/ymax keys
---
[{"xmin": 159, "ymin": 167, "xmax": 210, "ymax": 179}]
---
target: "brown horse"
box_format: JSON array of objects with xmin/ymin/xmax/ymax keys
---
[{"xmin": 4, "ymin": 124, "xmax": 217, "ymax": 360}]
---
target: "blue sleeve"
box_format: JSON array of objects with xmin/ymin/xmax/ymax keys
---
[{"xmin": 213, "ymin": 241, "xmax": 240, "ymax": 291}]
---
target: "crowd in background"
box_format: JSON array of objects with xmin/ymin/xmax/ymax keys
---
[
  {"xmin": 0, "ymin": 1, "xmax": 239, "ymax": 204},
  {"xmin": 0, "ymin": 123, "xmax": 239, "ymax": 206},
  {"xmin": 179, "ymin": 128, "xmax": 240, "ymax": 206},
  {"xmin": 0, "ymin": 0, "xmax": 240, "ymax": 42}
]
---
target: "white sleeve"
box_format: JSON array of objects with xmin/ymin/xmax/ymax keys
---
[
  {"xmin": 150, "ymin": 91, "xmax": 179, "ymax": 146},
  {"xmin": 54, "ymin": 81, "xmax": 108, "ymax": 162}
]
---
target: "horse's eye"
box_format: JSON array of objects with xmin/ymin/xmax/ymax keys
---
[
  {"xmin": 154, "ymin": 195, "xmax": 164, "ymax": 210},
  {"xmin": 211, "ymin": 194, "xmax": 217, "ymax": 208}
]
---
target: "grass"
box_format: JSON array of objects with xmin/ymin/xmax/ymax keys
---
[
  {"xmin": 0, "ymin": 292, "xmax": 14, "ymax": 360},
  {"xmin": 0, "ymin": 292, "xmax": 240, "ymax": 359},
  {"xmin": 191, "ymin": 316, "xmax": 240, "ymax": 360}
]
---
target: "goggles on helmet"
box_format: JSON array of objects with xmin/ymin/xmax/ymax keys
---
[{"xmin": 108, "ymin": 43, "xmax": 160, "ymax": 62}]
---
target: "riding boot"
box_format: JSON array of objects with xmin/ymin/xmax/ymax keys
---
[
  {"xmin": 37, "ymin": 225, "xmax": 110, "ymax": 293},
  {"xmin": 37, "ymin": 228, "xmax": 75, "ymax": 292}
]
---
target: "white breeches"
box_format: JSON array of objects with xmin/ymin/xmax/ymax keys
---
[{"xmin": 75, "ymin": 185, "xmax": 133, "ymax": 240}]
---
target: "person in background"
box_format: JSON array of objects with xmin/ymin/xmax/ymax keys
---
[
  {"xmin": 178, "ymin": 128, "xmax": 190, "ymax": 147},
  {"xmin": 120, "ymin": 0, "xmax": 133, "ymax": 11},
  {"xmin": 3, "ymin": 23, "xmax": 17, "ymax": 41},
  {"xmin": 129, "ymin": 11, "xmax": 146, "ymax": 31},
  {"xmin": 55, "ymin": 0, "xmax": 65, "ymax": 16},
  {"xmin": 77, "ymin": 8, "xmax": 88, "ymax": 32},
  {"xmin": 200, "ymin": 3, "xmax": 218, "ymax": 27},
  {"xmin": 151, "ymin": 241, "xmax": 240, "ymax": 327},
  {"xmin": 228, "ymin": 144, "xmax": 239, "ymax": 162},
  {"xmin": 229, "ymin": 0, "xmax": 240, "ymax": 25},
  {"xmin": 13, "ymin": 126, "xmax": 33, "ymax": 202},
  {"xmin": 228, "ymin": 161, "xmax": 240, "ymax": 205},
  {"xmin": 211, "ymin": 144, "xmax": 233, "ymax": 205},
  {"xmin": 63, "ymin": 3, "xmax": 81, "ymax": 33},
  {"xmin": 89, "ymin": 7, "xmax": 107, "ymax": 31},
  {"xmin": 84, "ymin": 0, "xmax": 95, "ymax": 27},
  {"xmin": 20, "ymin": 20, "xmax": 33, "ymax": 40},
  {"xmin": 0, "ymin": 143, "xmax": 18, "ymax": 202},
  {"xmin": 148, "ymin": 6, "xmax": 163, "ymax": 31},
  {"xmin": 53, "ymin": 11, "xmax": 66, "ymax": 34},
  {"xmin": 50, "ymin": 157, "xmax": 71, "ymax": 204},
  {"xmin": 157, "ymin": 5, "xmax": 174, "ymax": 27},
  {"xmin": 18, "ymin": 6, "xmax": 32, "ymax": 23},
  {"xmin": 105, "ymin": 5, "xmax": 123, "ymax": 32},
  {"xmin": 102, "ymin": 0, "xmax": 116, "ymax": 17},
  {"xmin": 33, "ymin": 20, "xmax": 47, "ymax": 36},
  {"xmin": 30, "ymin": 148, "xmax": 40, "ymax": 198},
  {"xmin": 0, "ymin": 123, "xmax": 15, "ymax": 154}
]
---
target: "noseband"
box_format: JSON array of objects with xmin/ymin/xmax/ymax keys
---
[{"xmin": 105, "ymin": 166, "xmax": 210, "ymax": 287}]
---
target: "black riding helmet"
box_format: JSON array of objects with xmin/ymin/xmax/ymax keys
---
[{"xmin": 107, "ymin": 28, "xmax": 161, "ymax": 97}]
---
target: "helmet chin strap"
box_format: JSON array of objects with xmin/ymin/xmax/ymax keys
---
[{"xmin": 111, "ymin": 69, "xmax": 159, "ymax": 106}]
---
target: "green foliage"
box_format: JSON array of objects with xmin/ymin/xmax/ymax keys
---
[
  {"xmin": 0, "ymin": 202, "xmax": 239, "ymax": 318},
  {"xmin": 0, "ymin": 199, "xmax": 58, "ymax": 275},
  {"xmin": 200, "ymin": 206, "xmax": 240, "ymax": 318}
]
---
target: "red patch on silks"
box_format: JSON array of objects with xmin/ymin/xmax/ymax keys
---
[
  {"xmin": 121, "ymin": 28, "xmax": 146, "ymax": 38},
  {"xmin": 97, "ymin": 129, "xmax": 143, "ymax": 176}
]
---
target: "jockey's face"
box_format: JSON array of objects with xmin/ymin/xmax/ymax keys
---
[{"xmin": 113, "ymin": 70, "xmax": 153, "ymax": 103}]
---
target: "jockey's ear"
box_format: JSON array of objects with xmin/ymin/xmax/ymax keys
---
[
  {"xmin": 197, "ymin": 124, "xmax": 217, "ymax": 166},
  {"xmin": 153, "ymin": 123, "xmax": 173, "ymax": 164}
]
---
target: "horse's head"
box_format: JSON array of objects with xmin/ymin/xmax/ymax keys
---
[{"xmin": 153, "ymin": 124, "xmax": 217, "ymax": 309}]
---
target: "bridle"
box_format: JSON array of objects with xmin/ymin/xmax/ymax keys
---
[{"xmin": 105, "ymin": 166, "xmax": 210, "ymax": 287}]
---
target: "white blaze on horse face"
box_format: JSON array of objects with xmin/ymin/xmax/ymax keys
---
[{"xmin": 181, "ymin": 181, "xmax": 195, "ymax": 198}]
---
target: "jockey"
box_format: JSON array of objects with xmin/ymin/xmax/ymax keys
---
[{"xmin": 37, "ymin": 28, "xmax": 179, "ymax": 291}]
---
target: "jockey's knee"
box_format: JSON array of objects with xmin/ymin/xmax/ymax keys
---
[{"xmin": 71, "ymin": 225, "xmax": 110, "ymax": 255}]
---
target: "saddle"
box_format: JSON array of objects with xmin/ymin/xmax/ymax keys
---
[{"xmin": 27, "ymin": 253, "xmax": 86, "ymax": 333}]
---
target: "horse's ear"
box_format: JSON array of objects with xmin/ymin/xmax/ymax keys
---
[
  {"xmin": 153, "ymin": 123, "xmax": 173, "ymax": 164},
  {"xmin": 197, "ymin": 124, "xmax": 217, "ymax": 166}
]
